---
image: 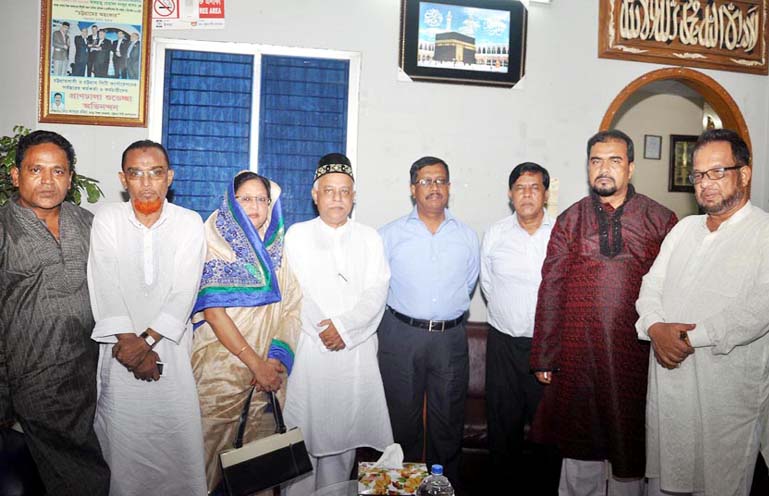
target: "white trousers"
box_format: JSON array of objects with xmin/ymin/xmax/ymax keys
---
[
  {"xmin": 647, "ymin": 460, "xmax": 756, "ymax": 496},
  {"xmin": 282, "ymin": 449, "xmax": 356, "ymax": 496},
  {"xmin": 647, "ymin": 416, "xmax": 760, "ymax": 496},
  {"xmin": 646, "ymin": 478, "xmax": 699, "ymax": 496},
  {"xmin": 559, "ymin": 458, "xmax": 646, "ymax": 496}
]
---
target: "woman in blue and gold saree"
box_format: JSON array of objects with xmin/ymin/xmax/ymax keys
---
[{"xmin": 190, "ymin": 172, "xmax": 301, "ymax": 493}]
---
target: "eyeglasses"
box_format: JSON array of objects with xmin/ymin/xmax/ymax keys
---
[
  {"xmin": 319, "ymin": 187, "xmax": 353, "ymax": 198},
  {"xmin": 235, "ymin": 195, "xmax": 271, "ymax": 205},
  {"xmin": 414, "ymin": 178, "xmax": 449, "ymax": 187},
  {"xmin": 124, "ymin": 167, "xmax": 168, "ymax": 181},
  {"xmin": 688, "ymin": 165, "xmax": 744, "ymax": 185}
]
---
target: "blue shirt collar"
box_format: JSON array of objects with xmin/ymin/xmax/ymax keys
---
[{"xmin": 407, "ymin": 207, "xmax": 456, "ymax": 231}]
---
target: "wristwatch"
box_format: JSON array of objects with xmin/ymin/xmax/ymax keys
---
[{"xmin": 140, "ymin": 330, "xmax": 157, "ymax": 349}]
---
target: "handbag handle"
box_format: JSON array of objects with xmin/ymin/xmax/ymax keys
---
[
  {"xmin": 233, "ymin": 387, "xmax": 287, "ymax": 449},
  {"xmin": 269, "ymin": 389, "xmax": 287, "ymax": 435}
]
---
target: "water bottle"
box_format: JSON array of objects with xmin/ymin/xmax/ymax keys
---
[{"xmin": 417, "ymin": 464, "xmax": 454, "ymax": 496}]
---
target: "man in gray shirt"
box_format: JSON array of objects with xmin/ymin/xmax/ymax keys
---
[{"xmin": 0, "ymin": 130, "xmax": 110, "ymax": 495}]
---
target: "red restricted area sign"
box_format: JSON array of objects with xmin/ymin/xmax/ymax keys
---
[{"xmin": 199, "ymin": 0, "xmax": 224, "ymax": 19}]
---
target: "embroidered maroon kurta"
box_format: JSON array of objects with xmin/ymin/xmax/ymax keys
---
[{"xmin": 529, "ymin": 188, "xmax": 676, "ymax": 478}]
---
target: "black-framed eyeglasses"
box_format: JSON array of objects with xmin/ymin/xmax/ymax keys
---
[{"xmin": 688, "ymin": 165, "xmax": 744, "ymax": 185}]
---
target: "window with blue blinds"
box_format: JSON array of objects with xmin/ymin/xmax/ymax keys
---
[
  {"xmin": 161, "ymin": 50, "xmax": 254, "ymax": 219},
  {"xmin": 160, "ymin": 50, "xmax": 351, "ymax": 225},
  {"xmin": 257, "ymin": 55, "xmax": 350, "ymax": 228}
]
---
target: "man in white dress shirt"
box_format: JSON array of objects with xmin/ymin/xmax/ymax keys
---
[
  {"xmin": 636, "ymin": 129, "xmax": 769, "ymax": 496},
  {"xmin": 480, "ymin": 162, "xmax": 559, "ymax": 492},
  {"xmin": 283, "ymin": 153, "xmax": 393, "ymax": 495},
  {"xmin": 88, "ymin": 140, "xmax": 207, "ymax": 496}
]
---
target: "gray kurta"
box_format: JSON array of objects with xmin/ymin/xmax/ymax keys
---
[
  {"xmin": 636, "ymin": 203, "xmax": 769, "ymax": 495},
  {"xmin": 0, "ymin": 198, "xmax": 110, "ymax": 496}
]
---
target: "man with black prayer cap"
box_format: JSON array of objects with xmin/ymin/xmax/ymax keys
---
[
  {"xmin": 283, "ymin": 153, "xmax": 393, "ymax": 495},
  {"xmin": 0, "ymin": 130, "xmax": 110, "ymax": 495}
]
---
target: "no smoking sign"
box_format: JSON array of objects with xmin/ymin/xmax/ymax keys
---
[{"xmin": 153, "ymin": 0, "xmax": 178, "ymax": 18}]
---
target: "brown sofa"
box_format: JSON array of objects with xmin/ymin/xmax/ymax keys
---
[
  {"xmin": 463, "ymin": 321, "xmax": 489, "ymax": 456},
  {"xmin": 457, "ymin": 322, "xmax": 492, "ymax": 494}
]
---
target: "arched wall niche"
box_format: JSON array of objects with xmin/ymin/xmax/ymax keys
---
[{"xmin": 600, "ymin": 67, "xmax": 752, "ymax": 155}]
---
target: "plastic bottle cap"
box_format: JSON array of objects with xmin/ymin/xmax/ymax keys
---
[{"xmin": 430, "ymin": 464, "xmax": 444, "ymax": 475}]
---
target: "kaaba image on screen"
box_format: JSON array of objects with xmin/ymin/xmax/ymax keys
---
[
  {"xmin": 400, "ymin": 0, "xmax": 526, "ymax": 87},
  {"xmin": 434, "ymin": 31, "xmax": 476, "ymax": 65}
]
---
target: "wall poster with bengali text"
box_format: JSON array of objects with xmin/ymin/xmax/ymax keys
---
[{"xmin": 39, "ymin": 0, "xmax": 152, "ymax": 126}]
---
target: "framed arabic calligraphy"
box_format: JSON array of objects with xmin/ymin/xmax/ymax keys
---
[
  {"xmin": 399, "ymin": 0, "xmax": 527, "ymax": 87},
  {"xmin": 598, "ymin": 0, "xmax": 769, "ymax": 75}
]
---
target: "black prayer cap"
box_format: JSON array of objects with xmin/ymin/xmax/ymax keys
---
[{"xmin": 314, "ymin": 153, "xmax": 354, "ymax": 182}]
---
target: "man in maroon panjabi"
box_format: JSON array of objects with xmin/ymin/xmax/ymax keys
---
[{"xmin": 530, "ymin": 130, "xmax": 677, "ymax": 495}]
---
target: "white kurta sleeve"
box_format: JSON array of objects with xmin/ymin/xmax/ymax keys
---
[
  {"xmin": 693, "ymin": 240, "xmax": 769, "ymax": 353},
  {"xmin": 147, "ymin": 215, "xmax": 206, "ymax": 343},
  {"xmin": 333, "ymin": 234, "xmax": 391, "ymax": 350},
  {"xmin": 635, "ymin": 221, "xmax": 687, "ymax": 341},
  {"xmin": 635, "ymin": 251, "xmax": 670, "ymax": 341},
  {"xmin": 89, "ymin": 210, "xmax": 133, "ymax": 343},
  {"xmin": 301, "ymin": 293, "xmax": 331, "ymax": 338},
  {"xmin": 284, "ymin": 227, "xmax": 327, "ymax": 344}
]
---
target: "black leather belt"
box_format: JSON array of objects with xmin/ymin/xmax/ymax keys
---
[{"xmin": 387, "ymin": 306, "xmax": 463, "ymax": 332}]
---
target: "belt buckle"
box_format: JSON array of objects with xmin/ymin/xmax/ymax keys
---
[{"xmin": 428, "ymin": 320, "xmax": 445, "ymax": 332}]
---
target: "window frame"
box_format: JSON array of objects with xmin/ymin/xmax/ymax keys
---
[{"xmin": 147, "ymin": 38, "xmax": 361, "ymax": 179}]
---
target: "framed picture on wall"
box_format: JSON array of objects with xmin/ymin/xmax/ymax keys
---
[
  {"xmin": 39, "ymin": 0, "xmax": 152, "ymax": 126},
  {"xmin": 398, "ymin": 0, "xmax": 527, "ymax": 87},
  {"xmin": 669, "ymin": 134, "xmax": 698, "ymax": 193},
  {"xmin": 643, "ymin": 135, "xmax": 661, "ymax": 160}
]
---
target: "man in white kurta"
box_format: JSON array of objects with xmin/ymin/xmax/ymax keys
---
[
  {"xmin": 636, "ymin": 129, "xmax": 769, "ymax": 496},
  {"xmin": 88, "ymin": 141, "xmax": 207, "ymax": 496},
  {"xmin": 283, "ymin": 153, "xmax": 393, "ymax": 495}
]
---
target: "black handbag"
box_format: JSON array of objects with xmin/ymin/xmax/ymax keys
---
[{"xmin": 219, "ymin": 388, "xmax": 313, "ymax": 496}]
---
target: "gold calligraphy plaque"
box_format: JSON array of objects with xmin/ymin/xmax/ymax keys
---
[{"xmin": 598, "ymin": 0, "xmax": 769, "ymax": 75}]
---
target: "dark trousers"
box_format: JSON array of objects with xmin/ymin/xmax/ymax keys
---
[
  {"xmin": 11, "ymin": 361, "xmax": 110, "ymax": 495},
  {"xmin": 377, "ymin": 310, "xmax": 468, "ymax": 488},
  {"xmin": 127, "ymin": 60, "xmax": 139, "ymax": 80},
  {"xmin": 486, "ymin": 328, "xmax": 560, "ymax": 493},
  {"xmin": 94, "ymin": 58, "xmax": 109, "ymax": 78},
  {"xmin": 72, "ymin": 60, "xmax": 86, "ymax": 77},
  {"xmin": 87, "ymin": 53, "xmax": 96, "ymax": 77},
  {"xmin": 114, "ymin": 57, "xmax": 127, "ymax": 79}
]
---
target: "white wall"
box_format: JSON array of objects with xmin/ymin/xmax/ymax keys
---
[
  {"xmin": 3, "ymin": 0, "xmax": 769, "ymax": 320},
  {"xmin": 615, "ymin": 92, "xmax": 701, "ymax": 219}
]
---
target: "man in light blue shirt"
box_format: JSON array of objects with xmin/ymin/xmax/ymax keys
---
[{"xmin": 378, "ymin": 156, "xmax": 479, "ymax": 488}]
